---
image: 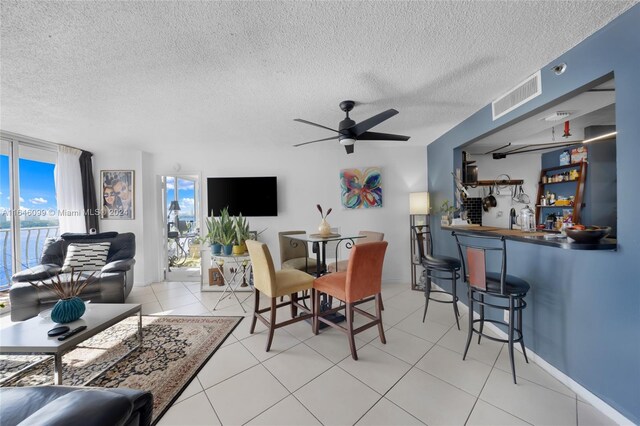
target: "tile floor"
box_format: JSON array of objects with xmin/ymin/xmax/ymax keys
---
[
  {"xmin": 126, "ymin": 281, "xmax": 616, "ymax": 426},
  {"xmin": 1, "ymin": 282, "xmax": 615, "ymax": 425}
]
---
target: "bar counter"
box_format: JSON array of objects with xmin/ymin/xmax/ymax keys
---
[{"xmin": 442, "ymin": 225, "xmax": 617, "ymax": 251}]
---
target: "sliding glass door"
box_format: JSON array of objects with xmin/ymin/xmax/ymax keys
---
[
  {"xmin": 0, "ymin": 136, "xmax": 58, "ymax": 290},
  {"xmin": 0, "ymin": 140, "xmax": 14, "ymax": 287}
]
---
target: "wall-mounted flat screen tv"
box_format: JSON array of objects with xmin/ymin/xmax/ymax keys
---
[{"xmin": 207, "ymin": 176, "xmax": 278, "ymax": 217}]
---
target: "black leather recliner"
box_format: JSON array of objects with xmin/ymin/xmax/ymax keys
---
[
  {"xmin": 10, "ymin": 232, "xmax": 136, "ymax": 321},
  {"xmin": 0, "ymin": 385, "xmax": 153, "ymax": 426}
]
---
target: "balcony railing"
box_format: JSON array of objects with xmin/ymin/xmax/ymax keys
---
[{"xmin": 1, "ymin": 226, "xmax": 60, "ymax": 289}]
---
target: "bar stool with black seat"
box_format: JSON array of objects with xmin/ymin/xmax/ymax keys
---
[
  {"xmin": 452, "ymin": 231, "xmax": 530, "ymax": 384},
  {"xmin": 412, "ymin": 225, "xmax": 461, "ymax": 329}
]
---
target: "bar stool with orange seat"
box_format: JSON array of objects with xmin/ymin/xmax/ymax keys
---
[
  {"xmin": 312, "ymin": 241, "xmax": 388, "ymax": 360},
  {"xmin": 246, "ymin": 240, "xmax": 315, "ymax": 352}
]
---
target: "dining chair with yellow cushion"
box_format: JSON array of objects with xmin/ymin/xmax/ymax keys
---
[
  {"xmin": 312, "ymin": 241, "xmax": 388, "ymax": 360},
  {"xmin": 246, "ymin": 240, "xmax": 315, "ymax": 352},
  {"xmin": 327, "ymin": 231, "xmax": 385, "ymax": 273},
  {"xmin": 278, "ymin": 231, "xmax": 318, "ymax": 274}
]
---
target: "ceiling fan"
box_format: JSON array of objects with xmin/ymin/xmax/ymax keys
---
[{"xmin": 293, "ymin": 100, "xmax": 410, "ymax": 154}]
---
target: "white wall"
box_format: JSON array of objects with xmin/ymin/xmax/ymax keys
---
[
  {"xmin": 93, "ymin": 149, "xmax": 160, "ymax": 285},
  {"xmin": 466, "ymin": 153, "xmax": 540, "ymax": 228},
  {"xmin": 147, "ymin": 143, "xmax": 428, "ymax": 284}
]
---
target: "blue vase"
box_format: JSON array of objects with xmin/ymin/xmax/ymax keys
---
[
  {"xmin": 223, "ymin": 244, "xmax": 233, "ymax": 255},
  {"xmin": 211, "ymin": 243, "xmax": 222, "ymax": 255},
  {"xmin": 51, "ymin": 297, "xmax": 86, "ymax": 324}
]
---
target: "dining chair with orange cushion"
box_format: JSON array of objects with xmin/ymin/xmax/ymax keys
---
[
  {"xmin": 312, "ymin": 241, "xmax": 388, "ymax": 360},
  {"xmin": 246, "ymin": 240, "xmax": 315, "ymax": 352},
  {"xmin": 327, "ymin": 231, "xmax": 385, "ymax": 273}
]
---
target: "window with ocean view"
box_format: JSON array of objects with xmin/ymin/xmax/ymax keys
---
[{"xmin": 0, "ymin": 139, "xmax": 58, "ymax": 289}]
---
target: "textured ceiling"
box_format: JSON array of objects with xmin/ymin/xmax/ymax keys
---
[{"xmin": 0, "ymin": 1, "xmax": 635, "ymax": 154}]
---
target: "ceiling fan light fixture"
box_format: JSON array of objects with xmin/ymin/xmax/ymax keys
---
[{"xmin": 340, "ymin": 138, "xmax": 356, "ymax": 146}]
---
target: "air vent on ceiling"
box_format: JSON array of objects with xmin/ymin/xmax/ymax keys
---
[{"xmin": 492, "ymin": 70, "xmax": 542, "ymax": 121}]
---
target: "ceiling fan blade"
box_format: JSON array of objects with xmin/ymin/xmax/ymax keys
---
[
  {"xmin": 351, "ymin": 109, "xmax": 399, "ymax": 136},
  {"xmin": 345, "ymin": 144, "xmax": 355, "ymax": 154},
  {"xmin": 293, "ymin": 136, "xmax": 340, "ymax": 147},
  {"xmin": 357, "ymin": 131, "xmax": 410, "ymax": 141},
  {"xmin": 294, "ymin": 119, "xmax": 340, "ymax": 134}
]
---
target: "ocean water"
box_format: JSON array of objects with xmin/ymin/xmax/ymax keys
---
[{"xmin": 0, "ymin": 227, "xmax": 59, "ymax": 288}]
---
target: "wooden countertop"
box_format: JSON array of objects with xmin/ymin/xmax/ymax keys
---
[{"xmin": 442, "ymin": 225, "xmax": 617, "ymax": 251}]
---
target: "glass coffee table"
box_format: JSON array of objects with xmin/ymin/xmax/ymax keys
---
[{"xmin": 0, "ymin": 303, "xmax": 142, "ymax": 385}]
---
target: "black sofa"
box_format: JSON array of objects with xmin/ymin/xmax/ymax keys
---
[
  {"xmin": 10, "ymin": 232, "xmax": 136, "ymax": 321},
  {"xmin": 0, "ymin": 385, "xmax": 153, "ymax": 426}
]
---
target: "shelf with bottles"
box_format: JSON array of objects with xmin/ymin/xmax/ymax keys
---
[
  {"xmin": 539, "ymin": 179, "xmax": 579, "ymax": 186},
  {"xmin": 540, "ymin": 168, "xmax": 581, "ymax": 184},
  {"xmin": 535, "ymin": 161, "xmax": 587, "ymax": 225}
]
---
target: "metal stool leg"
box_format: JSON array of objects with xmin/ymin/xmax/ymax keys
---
[
  {"xmin": 422, "ymin": 271, "xmax": 431, "ymax": 323},
  {"xmin": 451, "ymin": 270, "xmax": 460, "ymax": 330},
  {"xmin": 518, "ymin": 297, "xmax": 529, "ymax": 363},
  {"xmin": 477, "ymin": 293, "xmax": 485, "ymax": 344},
  {"xmin": 462, "ymin": 286, "xmax": 473, "ymax": 361},
  {"xmin": 508, "ymin": 295, "xmax": 517, "ymax": 384}
]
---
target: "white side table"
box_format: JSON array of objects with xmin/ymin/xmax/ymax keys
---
[{"xmin": 202, "ymin": 252, "xmax": 253, "ymax": 312}]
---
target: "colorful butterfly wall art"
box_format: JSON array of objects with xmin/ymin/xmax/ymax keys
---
[{"xmin": 340, "ymin": 167, "xmax": 382, "ymax": 209}]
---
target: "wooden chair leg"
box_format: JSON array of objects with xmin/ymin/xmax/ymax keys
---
[
  {"xmin": 291, "ymin": 292, "xmax": 298, "ymax": 318},
  {"xmin": 265, "ymin": 298, "xmax": 277, "ymax": 352},
  {"xmin": 250, "ymin": 288, "xmax": 259, "ymax": 334},
  {"xmin": 346, "ymin": 302, "xmax": 358, "ymax": 360},
  {"xmin": 312, "ymin": 288, "xmax": 319, "ymax": 335},
  {"xmin": 376, "ymin": 293, "xmax": 386, "ymax": 344}
]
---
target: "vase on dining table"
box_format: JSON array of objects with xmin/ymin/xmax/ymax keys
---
[{"xmin": 318, "ymin": 218, "xmax": 331, "ymax": 236}]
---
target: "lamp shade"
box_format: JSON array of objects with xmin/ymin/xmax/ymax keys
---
[
  {"xmin": 169, "ymin": 201, "xmax": 181, "ymax": 212},
  {"xmin": 409, "ymin": 192, "xmax": 430, "ymax": 215}
]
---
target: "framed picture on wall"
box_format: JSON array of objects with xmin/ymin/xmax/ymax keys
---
[
  {"xmin": 340, "ymin": 167, "xmax": 383, "ymax": 209},
  {"xmin": 100, "ymin": 170, "xmax": 135, "ymax": 219}
]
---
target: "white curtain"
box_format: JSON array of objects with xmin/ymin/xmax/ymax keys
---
[{"xmin": 54, "ymin": 146, "xmax": 86, "ymax": 233}]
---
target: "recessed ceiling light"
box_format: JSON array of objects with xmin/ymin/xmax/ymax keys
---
[{"xmin": 542, "ymin": 111, "xmax": 571, "ymax": 122}]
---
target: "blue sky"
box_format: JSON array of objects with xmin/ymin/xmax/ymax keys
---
[
  {"xmin": 166, "ymin": 177, "xmax": 195, "ymax": 218},
  {"xmin": 0, "ymin": 155, "xmax": 57, "ymax": 210}
]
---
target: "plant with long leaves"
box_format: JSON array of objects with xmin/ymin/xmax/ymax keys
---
[
  {"xmin": 316, "ymin": 204, "xmax": 333, "ymax": 219},
  {"xmin": 205, "ymin": 212, "xmax": 221, "ymax": 245},
  {"xmin": 29, "ymin": 268, "xmax": 98, "ymax": 299},
  {"xmin": 234, "ymin": 213, "xmax": 251, "ymax": 246},
  {"xmin": 218, "ymin": 207, "xmax": 236, "ymax": 246}
]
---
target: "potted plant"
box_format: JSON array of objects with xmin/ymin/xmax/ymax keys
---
[
  {"xmin": 440, "ymin": 200, "xmax": 457, "ymax": 226},
  {"xmin": 233, "ymin": 213, "xmax": 250, "ymax": 254},
  {"xmin": 205, "ymin": 213, "xmax": 222, "ymax": 255},
  {"xmin": 29, "ymin": 269, "xmax": 97, "ymax": 323},
  {"xmin": 218, "ymin": 207, "xmax": 236, "ymax": 255}
]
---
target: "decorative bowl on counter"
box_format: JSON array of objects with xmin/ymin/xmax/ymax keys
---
[{"xmin": 565, "ymin": 226, "xmax": 611, "ymax": 243}]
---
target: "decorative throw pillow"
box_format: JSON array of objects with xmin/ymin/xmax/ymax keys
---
[{"xmin": 62, "ymin": 242, "xmax": 111, "ymax": 272}]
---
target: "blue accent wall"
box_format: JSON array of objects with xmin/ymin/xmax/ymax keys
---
[{"xmin": 427, "ymin": 5, "xmax": 640, "ymax": 422}]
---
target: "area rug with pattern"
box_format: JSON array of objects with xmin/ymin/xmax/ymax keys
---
[{"xmin": 0, "ymin": 315, "xmax": 242, "ymax": 424}]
